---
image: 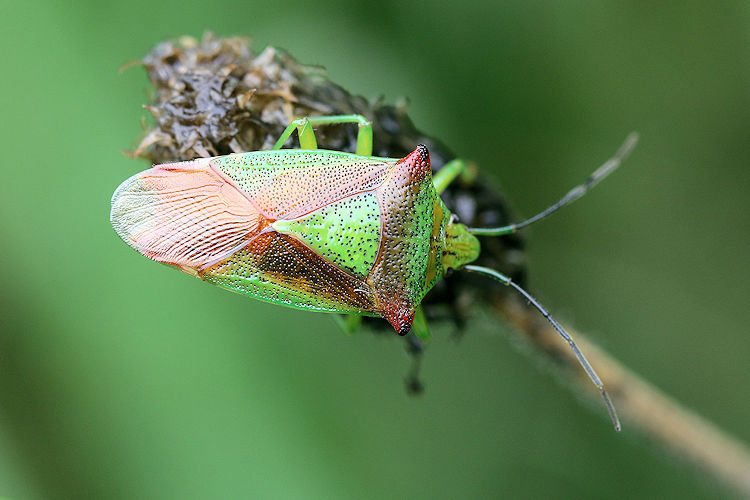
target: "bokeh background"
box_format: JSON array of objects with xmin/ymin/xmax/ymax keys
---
[{"xmin": 2, "ymin": 1, "xmax": 749, "ymax": 498}]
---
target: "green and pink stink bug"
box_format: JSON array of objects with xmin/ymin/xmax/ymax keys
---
[{"xmin": 111, "ymin": 114, "xmax": 637, "ymax": 431}]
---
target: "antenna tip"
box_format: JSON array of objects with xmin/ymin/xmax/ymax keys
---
[
  {"xmin": 601, "ymin": 389, "xmax": 622, "ymax": 432},
  {"xmin": 621, "ymin": 132, "xmax": 640, "ymax": 156}
]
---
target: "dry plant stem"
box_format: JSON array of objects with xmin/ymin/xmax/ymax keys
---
[{"xmin": 497, "ymin": 295, "xmax": 750, "ymax": 497}]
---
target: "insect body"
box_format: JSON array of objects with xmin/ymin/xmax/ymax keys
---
[{"xmin": 111, "ymin": 115, "xmax": 636, "ymax": 430}]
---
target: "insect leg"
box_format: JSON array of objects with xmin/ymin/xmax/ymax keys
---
[
  {"xmin": 411, "ymin": 306, "xmax": 431, "ymax": 341},
  {"xmin": 404, "ymin": 333, "xmax": 425, "ymax": 395},
  {"xmin": 432, "ymin": 158, "xmax": 475, "ymax": 194},
  {"xmin": 272, "ymin": 117, "xmax": 318, "ymax": 150},
  {"xmin": 305, "ymin": 115, "xmax": 372, "ymax": 156},
  {"xmin": 399, "ymin": 307, "xmax": 431, "ymax": 394},
  {"xmin": 272, "ymin": 115, "xmax": 373, "ymax": 156},
  {"xmin": 332, "ymin": 314, "xmax": 362, "ymax": 335}
]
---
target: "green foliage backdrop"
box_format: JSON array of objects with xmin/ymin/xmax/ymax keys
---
[{"xmin": 1, "ymin": 1, "xmax": 748, "ymax": 498}]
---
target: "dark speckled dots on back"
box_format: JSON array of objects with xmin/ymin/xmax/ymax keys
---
[{"xmin": 369, "ymin": 145, "xmax": 436, "ymax": 334}]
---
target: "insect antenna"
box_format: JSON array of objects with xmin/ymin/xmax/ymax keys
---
[
  {"xmin": 463, "ymin": 264, "xmax": 621, "ymax": 431},
  {"xmin": 467, "ymin": 132, "xmax": 638, "ymax": 236}
]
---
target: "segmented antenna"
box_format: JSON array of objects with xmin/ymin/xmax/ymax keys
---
[
  {"xmin": 458, "ymin": 134, "xmax": 640, "ymax": 430},
  {"xmin": 463, "ymin": 264, "xmax": 621, "ymax": 431},
  {"xmin": 468, "ymin": 133, "xmax": 638, "ymax": 236}
]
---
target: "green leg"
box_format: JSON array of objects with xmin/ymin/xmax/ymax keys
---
[
  {"xmin": 411, "ymin": 306, "xmax": 431, "ymax": 342},
  {"xmin": 432, "ymin": 158, "xmax": 476, "ymax": 194},
  {"xmin": 272, "ymin": 117, "xmax": 318, "ymax": 150},
  {"xmin": 333, "ymin": 310, "xmax": 428, "ymax": 340},
  {"xmin": 333, "ymin": 314, "xmax": 362, "ymax": 335},
  {"xmin": 272, "ymin": 115, "xmax": 373, "ymax": 156}
]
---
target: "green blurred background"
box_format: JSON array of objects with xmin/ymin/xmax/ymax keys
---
[{"xmin": 1, "ymin": 1, "xmax": 749, "ymax": 498}]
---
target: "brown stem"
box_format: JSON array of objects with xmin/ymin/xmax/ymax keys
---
[{"xmin": 497, "ymin": 294, "xmax": 750, "ymax": 497}]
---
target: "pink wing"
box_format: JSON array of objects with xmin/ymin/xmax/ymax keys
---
[{"xmin": 110, "ymin": 159, "xmax": 265, "ymax": 272}]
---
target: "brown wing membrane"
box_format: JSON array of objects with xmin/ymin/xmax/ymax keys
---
[{"xmin": 201, "ymin": 232, "xmax": 377, "ymax": 313}]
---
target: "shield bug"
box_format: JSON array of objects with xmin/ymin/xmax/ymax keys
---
[{"xmin": 111, "ymin": 114, "xmax": 636, "ymax": 430}]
